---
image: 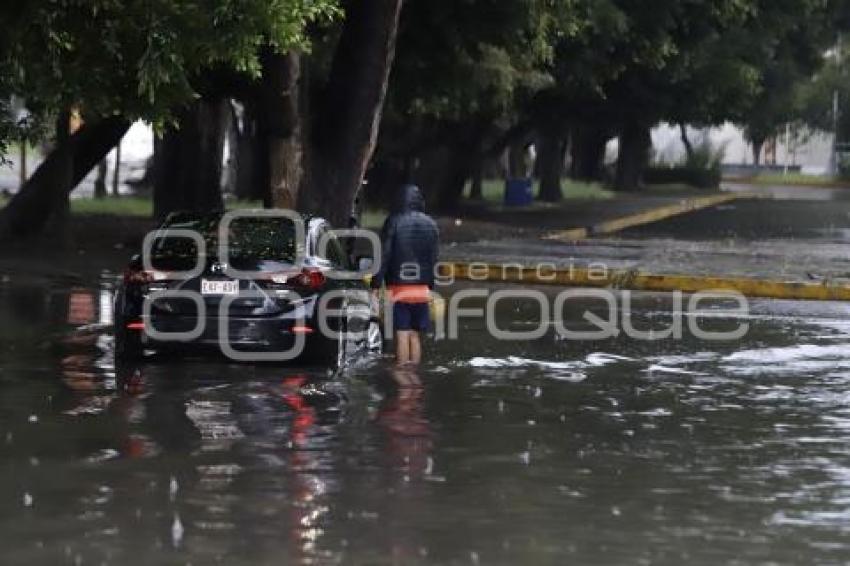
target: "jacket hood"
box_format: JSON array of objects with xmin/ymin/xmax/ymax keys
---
[{"xmin": 395, "ymin": 184, "xmax": 425, "ymax": 213}]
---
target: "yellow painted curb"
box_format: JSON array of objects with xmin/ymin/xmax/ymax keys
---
[
  {"xmin": 439, "ymin": 262, "xmax": 850, "ymax": 302},
  {"xmin": 545, "ymin": 192, "xmax": 760, "ymax": 241}
]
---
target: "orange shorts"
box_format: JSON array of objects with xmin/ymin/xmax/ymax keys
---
[{"xmin": 387, "ymin": 284, "xmax": 430, "ymax": 304}]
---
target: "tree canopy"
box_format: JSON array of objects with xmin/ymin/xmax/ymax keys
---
[
  {"xmin": 4, "ymin": 0, "xmax": 850, "ymax": 237},
  {"xmin": 0, "ymin": 0, "xmax": 338, "ymax": 139}
]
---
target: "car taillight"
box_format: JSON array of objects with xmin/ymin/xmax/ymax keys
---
[
  {"xmin": 123, "ymin": 267, "xmax": 151, "ymax": 285},
  {"xmin": 123, "ymin": 267, "xmax": 168, "ymax": 285},
  {"xmin": 290, "ymin": 325, "xmax": 315, "ymax": 334},
  {"xmin": 291, "ymin": 268, "xmax": 326, "ymax": 291}
]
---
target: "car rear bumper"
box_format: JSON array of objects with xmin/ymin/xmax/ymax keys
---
[{"xmin": 138, "ymin": 314, "xmax": 331, "ymax": 354}]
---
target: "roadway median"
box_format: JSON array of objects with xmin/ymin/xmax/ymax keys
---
[{"xmin": 544, "ymin": 191, "xmax": 761, "ymax": 241}]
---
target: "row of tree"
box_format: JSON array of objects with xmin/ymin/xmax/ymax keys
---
[{"xmin": 1, "ymin": 0, "xmax": 849, "ymax": 240}]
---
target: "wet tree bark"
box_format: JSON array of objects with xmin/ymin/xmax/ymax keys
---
[
  {"xmin": 259, "ymin": 50, "xmax": 304, "ymax": 212},
  {"xmin": 43, "ymin": 111, "xmax": 73, "ymax": 243},
  {"xmin": 153, "ymin": 98, "xmax": 226, "ymax": 220},
  {"xmin": 537, "ymin": 128, "xmax": 565, "ymax": 202},
  {"xmin": 139, "ymin": 0, "xmax": 402, "ymax": 226},
  {"xmin": 300, "ymin": 0, "xmax": 404, "ymax": 228},
  {"xmin": 614, "ymin": 122, "xmax": 651, "ymax": 192},
  {"xmin": 0, "ymin": 116, "xmax": 129, "ymax": 241}
]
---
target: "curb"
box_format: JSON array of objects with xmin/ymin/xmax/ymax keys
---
[
  {"xmin": 439, "ymin": 262, "xmax": 850, "ymax": 302},
  {"xmin": 544, "ymin": 192, "xmax": 760, "ymax": 241}
]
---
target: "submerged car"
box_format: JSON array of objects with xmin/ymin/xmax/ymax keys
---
[{"xmin": 114, "ymin": 211, "xmax": 382, "ymax": 366}]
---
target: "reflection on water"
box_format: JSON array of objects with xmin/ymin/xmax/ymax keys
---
[{"xmin": 3, "ymin": 276, "xmax": 850, "ymax": 563}]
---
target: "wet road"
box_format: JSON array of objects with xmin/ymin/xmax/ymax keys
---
[{"xmin": 3, "ymin": 271, "xmax": 850, "ymax": 565}]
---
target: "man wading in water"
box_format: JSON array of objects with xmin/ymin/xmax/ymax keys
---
[{"xmin": 371, "ymin": 185, "xmax": 440, "ymax": 369}]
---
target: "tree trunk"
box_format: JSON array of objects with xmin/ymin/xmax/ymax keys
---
[
  {"xmin": 236, "ymin": 125, "xmax": 262, "ymax": 202},
  {"xmin": 417, "ymin": 122, "xmax": 488, "ymax": 212},
  {"xmin": 18, "ymin": 138, "xmax": 26, "ymax": 188},
  {"xmin": 614, "ymin": 122, "xmax": 651, "ymax": 192},
  {"xmin": 112, "ymin": 142, "xmax": 121, "ymax": 196},
  {"xmin": 259, "ymin": 50, "xmax": 304, "ymax": 212},
  {"xmin": 436, "ymin": 143, "xmax": 473, "ymax": 212},
  {"xmin": 43, "ymin": 112, "xmax": 74, "ymax": 243},
  {"xmin": 679, "ymin": 123, "xmax": 694, "ymax": 162},
  {"xmin": 484, "ymin": 121, "xmax": 532, "ymax": 162},
  {"xmin": 751, "ymin": 138, "xmax": 764, "ymax": 166},
  {"xmin": 508, "ymin": 141, "xmax": 530, "ymax": 178},
  {"xmin": 570, "ymin": 126, "xmax": 609, "ymax": 181},
  {"xmin": 153, "ymin": 98, "xmax": 226, "ymax": 220},
  {"xmin": 301, "ymin": 0, "xmax": 404, "ymax": 227},
  {"xmin": 0, "ymin": 116, "xmax": 129, "ymax": 241},
  {"xmin": 94, "ymin": 159, "xmax": 108, "ymax": 199},
  {"xmin": 537, "ymin": 129, "xmax": 565, "ymax": 202}
]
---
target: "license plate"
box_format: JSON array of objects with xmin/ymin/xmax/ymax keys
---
[{"xmin": 201, "ymin": 279, "xmax": 239, "ymax": 295}]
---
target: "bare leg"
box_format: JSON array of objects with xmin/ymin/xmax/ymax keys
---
[
  {"xmin": 395, "ymin": 331, "xmax": 412, "ymax": 365},
  {"xmin": 409, "ymin": 331, "xmax": 422, "ymax": 366}
]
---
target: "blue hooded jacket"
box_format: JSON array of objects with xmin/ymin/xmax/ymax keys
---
[{"xmin": 371, "ymin": 185, "xmax": 440, "ymax": 289}]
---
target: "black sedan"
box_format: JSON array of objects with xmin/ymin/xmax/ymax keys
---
[{"xmin": 114, "ymin": 211, "xmax": 382, "ymax": 366}]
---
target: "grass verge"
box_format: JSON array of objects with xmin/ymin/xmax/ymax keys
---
[
  {"xmin": 0, "ymin": 196, "xmax": 265, "ymax": 217},
  {"xmin": 465, "ymin": 178, "xmax": 615, "ymax": 203}
]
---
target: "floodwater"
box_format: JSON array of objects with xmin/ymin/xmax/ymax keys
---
[{"xmin": 3, "ymin": 273, "xmax": 850, "ymax": 565}]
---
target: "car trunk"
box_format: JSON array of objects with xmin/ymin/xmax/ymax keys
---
[{"xmin": 145, "ymin": 257, "xmax": 308, "ymax": 318}]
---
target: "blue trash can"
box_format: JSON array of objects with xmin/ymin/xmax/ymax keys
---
[{"xmin": 504, "ymin": 178, "xmax": 534, "ymax": 206}]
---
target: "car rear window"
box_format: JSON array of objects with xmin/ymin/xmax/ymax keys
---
[{"xmin": 150, "ymin": 216, "xmax": 299, "ymax": 268}]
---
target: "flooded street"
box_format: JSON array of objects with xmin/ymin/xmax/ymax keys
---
[
  {"xmin": 8, "ymin": 0, "xmax": 850, "ymax": 562},
  {"xmin": 2, "ymin": 271, "xmax": 850, "ymax": 565}
]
